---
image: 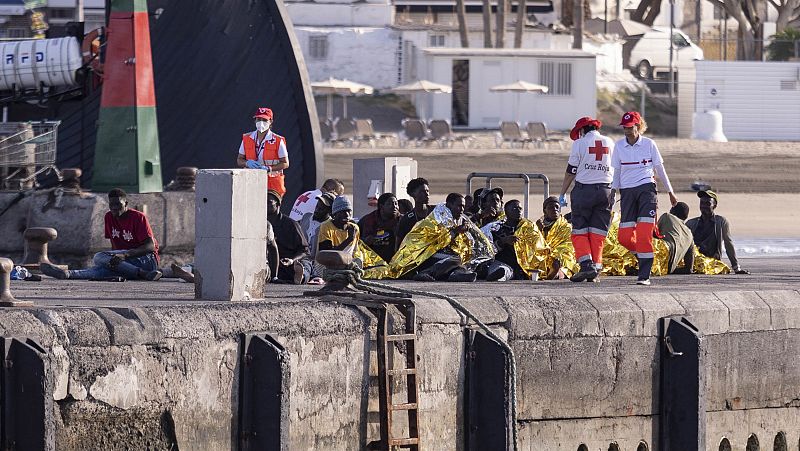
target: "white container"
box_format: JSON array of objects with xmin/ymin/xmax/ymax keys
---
[
  {"xmin": 692, "ymin": 110, "xmax": 728, "ymax": 142},
  {"xmin": 0, "ymin": 37, "xmax": 82, "ymax": 91}
]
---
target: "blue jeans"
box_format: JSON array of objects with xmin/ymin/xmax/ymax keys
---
[{"xmin": 69, "ymin": 251, "xmax": 158, "ymax": 280}]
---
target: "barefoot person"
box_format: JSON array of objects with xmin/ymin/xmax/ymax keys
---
[
  {"xmin": 40, "ymin": 189, "xmax": 162, "ymax": 281},
  {"xmin": 611, "ymin": 111, "xmax": 679, "ymax": 286}
]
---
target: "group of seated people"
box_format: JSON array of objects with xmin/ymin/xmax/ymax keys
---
[{"xmin": 39, "ymin": 178, "xmax": 745, "ymax": 285}]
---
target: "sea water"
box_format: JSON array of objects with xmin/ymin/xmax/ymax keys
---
[{"xmin": 730, "ymin": 238, "xmax": 800, "ymax": 257}]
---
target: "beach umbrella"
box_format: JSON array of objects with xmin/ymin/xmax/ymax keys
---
[
  {"xmin": 489, "ymin": 81, "xmax": 549, "ymax": 121},
  {"xmin": 391, "ymin": 79, "xmax": 452, "ymax": 120},
  {"xmin": 310, "ymin": 77, "xmax": 374, "ymax": 119}
]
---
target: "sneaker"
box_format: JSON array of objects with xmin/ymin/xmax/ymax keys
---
[
  {"xmin": 486, "ymin": 266, "xmax": 506, "ymax": 282},
  {"xmin": 40, "ymin": 262, "xmax": 69, "ymax": 280},
  {"xmin": 448, "ymin": 271, "xmax": 477, "ymax": 283},
  {"xmin": 143, "ymin": 270, "xmax": 162, "ymax": 281},
  {"xmin": 636, "ymin": 278, "xmax": 651, "ymax": 286},
  {"xmin": 570, "ymin": 266, "xmax": 598, "ymax": 283}
]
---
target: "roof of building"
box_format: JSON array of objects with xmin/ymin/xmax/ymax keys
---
[{"xmin": 422, "ymin": 47, "xmax": 596, "ymax": 58}]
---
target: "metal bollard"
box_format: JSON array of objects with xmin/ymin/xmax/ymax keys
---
[
  {"xmin": 310, "ymin": 250, "xmax": 354, "ymax": 293},
  {"xmin": 21, "ymin": 227, "xmax": 58, "ymax": 267},
  {"xmin": 59, "ymin": 168, "xmax": 82, "ymax": 191},
  {"xmin": 0, "ymin": 257, "xmax": 33, "ymax": 307},
  {"xmin": 166, "ymin": 166, "xmax": 198, "ymax": 191}
]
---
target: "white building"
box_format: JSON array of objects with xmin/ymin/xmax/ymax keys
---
[
  {"xmin": 418, "ymin": 48, "xmax": 596, "ymax": 129},
  {"xmin": 678, "ymin": 60, "xmax": 800, "ymax": 140}
]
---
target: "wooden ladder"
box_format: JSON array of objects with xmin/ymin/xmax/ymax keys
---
[
  {"xmin": 321, "ymin": 293, "xmax": 420, "ymax": 450},
  {"xmin": 375, "ymin": 300, "xmax": 420, "ymax": 450}
]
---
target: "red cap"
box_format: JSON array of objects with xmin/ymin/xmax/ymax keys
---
[
  {"xmin": 569, "ymin": 116, "xmax": 602, "ymax": 141},
  {"xmin": 253, "ymin": 107, "xmax": 273, "ymax": 120},
  {"xmin": 619, "ymin": 111, "xmax": 641, "ymax": 127}
]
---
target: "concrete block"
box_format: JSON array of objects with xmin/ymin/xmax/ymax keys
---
[
  {"xmin": 757, "ymin": 290, "xmax": 800, "ymax": 330},
  {"xmin": 714, "ymin": 291, "xmax": 771, "ymax": 332},
  {"xmin": 147, "ymin": 306, "xmax": 217, "ymax": 339},
  {"xmin": 195, "ymin": 169, "xmax": 268, "ymax": 240},
  {"xmin": 0, "ymin": 309, "xmax": 55, "ymax": 343},
  {"xmin": 160, "ymin": 192, "xmax": 195, "ymax": 250},
  {"xmin": 505, "ymin": 296, "xmax": 600, "ymax": 339},
  {"xmin": 93, "ymin": 307, "xmax": 165, "ymax": 346},
  {"xmin": 501, "ymin": 297, "xmax": 554, "ymax": 340},
  {"xmin": 456, "ymin": 296, "xmax": 509, "ymax": 326},
  {"xmin": 352, "ymin": 157, "xmax": 417, "ymax": 218},
  {"xmin": 36, "ymin": 309, "xmax": 111, "ymax": 347},
  {"xmin": 671, "ymin": 291, "xmax": 730, "ymax": 335},
  {"xmin": 414, "ymin": 296, "xmax": 461, "ymax": 324},
  {"xmin": 195, "ymin": 170, "xmax": 268, "ymax": 301},
  {"xmin": 706, "ymin": 329, "xmax": 800, "ymax": 412},
  {"xmin": 584, "ymin": 294, "xmax": 645, "ymax": 336},
  {"xmin": 514, "ymin": 336, "xmax": 658, "ymax": 420},
  {"xmin": 707, "ymin": 408, "xmax": 800, "ymax": 451},
  {"xmin": 517, "ymin": 415, "xmax": 655, "ymax": 451},
  {"xmin": 25, "ymin": 191, "xmax": 107, "ymax": 260},
  {"xmin": 0, "ymin": 192, "xmax": 31, "ymax": 253},
  {"xmin": 627, "ymin": 292, "xmax": 685, "ymax": 337}
]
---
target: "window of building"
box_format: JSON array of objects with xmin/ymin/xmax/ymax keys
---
[
  {"xmin": 4, "ymin": 28, "xmax": 30, "ymax": 39},
  {"xmin": 309, "ymin": 35, "xmax": 328, "ymax": 60},
  {"xmin": 539, "ymin": 61, "xmax": 572, "ymax": 96},
  {"xmin": 428, "ymin": 34, "xmax": 445, "ymax": 47},
  {"xmin": 47, "ymin": 8, "xmax": 74, "ymax": 19}
]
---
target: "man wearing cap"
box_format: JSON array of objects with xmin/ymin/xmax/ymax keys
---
[
  {"xmin": 476, "ymin": 187, "xmax": 504, "ymax": 227},
  {"xmin": 317, "ymin": 196, "xmax": 360, "ymax": 258},
  {"xmin": 559, "ymin": 116, "xmax": 615, "ymax": 282},
  {"xmin": 611, "ymin": 111, "xmax": 678, "ymax": 286},
  {"xmin": 267, "ymin": 190, "xmax": 311, "ymax": 284},
  {"xmin": 236, "ymin": 107, "xmax": 290, "ymax": 197},
  {"xmin": 686, "ymin": 190, "xmax": 749, "ymax": 274}
]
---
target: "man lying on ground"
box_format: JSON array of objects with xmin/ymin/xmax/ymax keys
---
[{"xmin": 41, "ymin": 188, "xmax": 162, "ymax": 281}]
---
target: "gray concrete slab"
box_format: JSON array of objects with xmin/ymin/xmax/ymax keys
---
[{"xmin": 6, "ymin": 257, "xmax": 797, "ymax": 308}]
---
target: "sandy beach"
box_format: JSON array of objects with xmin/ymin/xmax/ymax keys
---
[{"xmin": 324, "ymin": 136, "xmax": 800, "ymax": 239}]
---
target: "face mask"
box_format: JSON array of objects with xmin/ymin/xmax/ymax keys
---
[{"xmin": 255, "ymin": 121, "xmax": 270, "ymax": 133}]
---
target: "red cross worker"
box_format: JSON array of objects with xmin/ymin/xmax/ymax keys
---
[
  {"xmin": 559, "ymin": 116, "xmax": 616, "ymax": 283},
  {"xmin": 611, "ymin": 111, "xmax": 679, "ymax": 286},
  {"xmin": 236, "ymin": 107, "xmax": 289, "ymax": 197}
]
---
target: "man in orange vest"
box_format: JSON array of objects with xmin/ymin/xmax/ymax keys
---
[{"xmin": 236, "ymin": 107, "xmax": 289, "ymax": 196}]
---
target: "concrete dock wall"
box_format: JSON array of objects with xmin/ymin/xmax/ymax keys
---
[{"xmin": 1, "ymin": 290, "xmax": 799, "ymax": 450}]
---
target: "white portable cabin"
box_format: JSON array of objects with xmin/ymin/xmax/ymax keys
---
[
  {"xmin": 414, "ymin": 48, "xmax": 597, "ymax": 130},
  {"xmin": 679, "ymin": 61, "xmax": 800, "ymax": 141}
]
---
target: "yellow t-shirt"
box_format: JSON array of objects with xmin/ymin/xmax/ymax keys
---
[{"xmin": 317, "ymin": 219, "xmax": 360, "ymax": 256}]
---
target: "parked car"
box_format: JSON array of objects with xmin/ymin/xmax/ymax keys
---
[{"xmin": 629, "ymin": 26, "xmax": 704, "ymax": 79}]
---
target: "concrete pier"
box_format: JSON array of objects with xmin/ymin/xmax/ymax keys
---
[{"xmin": 1, "ymin": 257, "xmax": 798, "ymax": 450}]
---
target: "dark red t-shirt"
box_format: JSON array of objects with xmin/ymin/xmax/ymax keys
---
[{"xmin": 104, "ymin": 209, "xmax": 159, "ymax": 261}]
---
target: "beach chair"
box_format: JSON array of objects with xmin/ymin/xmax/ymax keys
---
[
  {"xmin": 400, "ymin": 119, "xmax": 433, "ymax": 147},
  {"xmin": 526, "ymin": 121, "xmax": 565, "ymax": 150},
  {"xmin": 319, "ymin": 119, "xmax": 334, "ymax": 144},
  {"xmin": 495, "ymin": 121, "xmax": 532, "ymax": 148},
  {"xmin": 428, "ymin": 119, "xmax": 475, "ymax": 149},
  {"xmin": 333, "ymin": 119, "xmax": 357, "ymax": 147}
]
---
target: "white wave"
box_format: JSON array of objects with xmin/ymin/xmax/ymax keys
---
[{"xmin": 727, "ymin": 238, "xmax": 800, "ymax": 257}]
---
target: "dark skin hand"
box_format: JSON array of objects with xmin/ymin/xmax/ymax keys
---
[
  {"xmin": 319, "ymin": 210, "xmax": 357, "ymax": 252},
  {"xmin": 499, "ymin": 201, "xmax": 522, "ymax": 246}
]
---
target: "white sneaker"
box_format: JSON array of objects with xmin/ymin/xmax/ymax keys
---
[{"xmin": 636, "ymin": 278, "xmax": 651, "ymax": 286}]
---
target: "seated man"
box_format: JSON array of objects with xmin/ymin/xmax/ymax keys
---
[
  {"xmin": 357, "ymin": 193, "xmax": 401, "ymax": 263},
  {"xmin": 686, "ymin": 190, "xmax": 749, "ymax": 274},
  {"xmin": 317, "ymin": 196, "xmax": 360, "ymax": 257},
  {"xmin": 396, "ymin": 178, "xmax": 433, "ymax": 246},
  {"xmin": 475, "ymin": 187, "xmax": 504, "ymax": 227},
  {"xmin": 535, "ymin": 196, "xmax": 577, "ymax": 279},
  {"xmin": 482, "ymin": 199, "xmax": 548, "ymax": 280},
  {"xmin": 290, "ymin": 178, "xmax": 344, "ymax": 231},
  {"xmin": 267, "ymin": 190, "xmax": 312, "ymax": 284},
  {"xmin": 41, "ymin": 188, "xmax": 162, "ymax": 281},
  {"xmin": 657, "ymin": 202, "xmax": 695, "ymax": 274},
  {"xmin": 389, "ymin": 193, "xmax": 497, "ymax": 282}
]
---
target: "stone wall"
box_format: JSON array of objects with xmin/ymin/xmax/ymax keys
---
[{"xmin": 1, "ymin": 290, "xmax": 799, "ymax": 450}]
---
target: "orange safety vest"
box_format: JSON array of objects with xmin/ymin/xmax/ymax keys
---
[{"xmin": 242, "ymin": 132, "xmax": 287, "ymax": 196}]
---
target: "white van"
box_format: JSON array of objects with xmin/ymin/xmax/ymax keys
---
[{"xmin": 629, "ymin": 26, "xmax": 704, "ymax": 79}]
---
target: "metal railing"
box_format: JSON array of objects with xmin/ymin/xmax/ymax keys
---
[{"xmin": 466, "ymin": 172, "xmax": 550, "ymax": 219}]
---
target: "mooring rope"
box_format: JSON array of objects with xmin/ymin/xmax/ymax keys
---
[{"xmin": 323, "ymin": 265, "xmax": 519, "ymax": 450}]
